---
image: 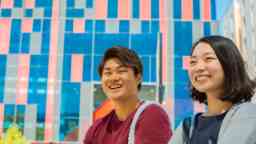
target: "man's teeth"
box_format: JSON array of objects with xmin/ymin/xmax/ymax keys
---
[{"xmin": 109, "ymin": 85, "xmax": 122, "ymax": 89}]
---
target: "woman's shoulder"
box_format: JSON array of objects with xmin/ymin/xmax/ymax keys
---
[{"xmin": 231, "ymin": 102, "xmax": 256, "ymax": 116}]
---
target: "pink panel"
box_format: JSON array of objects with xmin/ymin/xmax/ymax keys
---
[
  {"xmin": 71, "ymin": 55, "xmax": 84, "ymax": 82},
  {"xmin": 0, "ymin": 0, "xmax": 13, "ymax": 8},
  {"xmin": 159, "ymin": 0, "xmax": 166, "ymax": 19},
  {"xmin": 73, "ymin": 19, "xmax": 85, "ymax": 33},
  {"xmin": 16, "ymin": 54, "xmax": 30, "ymax": 104},
  {"xmin": 182, "ymin": 0, "xmax": 193, "ymax": 20},
  {"xmin": 45, "ymin": 0, "xmax": 59, "ymax": 140},
  {"xmin": 193, "ymin": 101, "xmax": 205, "ymax": 114},
  {"xmin": 0, "ymin": 104, "xmax": 3, "ymax": 135},
  {"xmin": 203, "ymin": 0, "xmax": 211, "ymax": 21},
  {"xmin": 0, "ymin": 19, "xmax": 10, "ymax": 54},
  {"xmin": 160, "ymin": 0, "xmax": 167, "ymax": 82},
  {"xmin": 140, "ymin": 0, "xmax": 151, "ymax": 20},
  {"xmin": 118, "ymin": 0, "xmax": 130, "ymax": 19},
  {"xmin": 22, "ymin": 19, "xmax": 33, "ymax": 33},
  {"xmin": 182, "ymin": 56, "xmax": 190, "ymax": 70},
  {"xmin": 24, "ymin": 0, "xmax": 35, "ymax": 8},
  {"xmin": 162, "ymin": 33, "xmax": 167, "ymax": 82},
  {"xmin": 95, "ymin": 0, "xmax": 107, "ymax": 19}
]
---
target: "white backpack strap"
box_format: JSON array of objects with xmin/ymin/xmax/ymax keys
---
[{"xmin": 128, "ymin": 101, "xmax": 161, "ymax": 144}]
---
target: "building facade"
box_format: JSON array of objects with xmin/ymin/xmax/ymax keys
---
[{"xmin": 0, "ymin": 0, "xmax": 218, "ymax": 143}]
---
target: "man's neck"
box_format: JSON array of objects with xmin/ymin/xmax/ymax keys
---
[{"xmin": 113, "ymin": 98, "xmax": 140, "ymax": 121}]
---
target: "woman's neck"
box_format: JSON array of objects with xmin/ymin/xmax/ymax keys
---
[
  {"xmin": 113, "ymin": 97, "xmax": 141, "ymax": 121},
  {"xmin": 205, "ymin": 92, "xmax": 232, "ymax": 116}
]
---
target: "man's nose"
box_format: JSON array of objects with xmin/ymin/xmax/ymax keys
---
[{"xmin": 109, "ymin": 72, "xmax": 120, "ymax": 81}]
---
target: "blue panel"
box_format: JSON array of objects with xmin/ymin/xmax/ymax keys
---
[
  {"xmin": 85, "ymin": 20, "xmax": 93, "ymax": 32},
  {"xmin": 141, "ymin": 56, "xmax": 150, "ymax": 82},
  {"xmin": 93, "ymin": 55, "xmax": 102, "ymax": 81},
  {"xmin": 151, "ymin": 0, "xmax": 159, "ymax": 18},
  {"xmin": 83, "ymin": 55, "xmax": 92, "ymax": 81},
  {"xmin": 61, "ymin": 82, "xmax": 80, "ymax": 116},
  {"xmin": 174, "ymin": 98, "xmax": 193, "ymax": 127},
  {"xmin": 65, "ymin": 19, "xmax": 73, "ymax": 32},
  {"xmin": 64, "ymin": 33, "xmax": 92, "ymax": 54},
  {"xmin": 95, "ymin": 20, "xmax": 105, "ymax": 33},
  {"xmin": 59, "ymin": 116, "xmax": 79, "ymax": 141},
  {"xmin": 132, "ymin": 0, "xmax": 139, "ymax": 18},
  {"xmin": 30, "ymin": 54, "xmax": 49, "ymax": 66},
  {"xmin": 4, "ymin": 104, "xmax": 15, "ymax": 128},
  {"xmin": 14, "ymin": 0, "xmax": 23, "ymax": 7},
  {"xmin": 62, "ymin": 55, "xmax": 71, "ymax": 81},
  {"xmin": 1, "ymin": 9, "xmax": 12, "ymax": 17},
  {"xmin": 211, "ymin": 0, "xmax": 216, "ymax": 20},
  {"xmin": 42, "ymin": 19, "xmax": 50, "ymax": 32},
  {"xmin": 151, "ymin": 20, "xmax": 159, "ymax": 33},
  {"xmin": 28, "ymin": 78, "xmax": 47, "ymax": 106},
  {"xmin": 86, "ymin": 0, "xmax": 93, "ymax": 8},
  {"xmin": 66, "ymin": 9, "xmax": 84, "ymax": 18},
  {"xmin": 60, "ymin": 81, "xmax": 81, "ymax": 139},
  {"xmin": 108, "ymin": 0, "xmax": 118, "ymax": 18},
  {"xmin": 41, "ymin": 19, "xmax": 51, "ymax": 54},
  {"xmin": 21, "ymin": 33, "xmax": 30, "ymax": 53},
  {"xmin": 141, "ymin": 21, "xmax": 150, "ymax": 33},
  {"xmin": 35, "ymin": 0, "xmax": 52, "ymax": 7},
  {"xmin": 151, "ymin": 56, "xmax": 156, "ymax": 82},
  {"xmin": 36, "ymin": 91, "xmax": 47, "ymax": 122},
  {"xmin": 94, "ymin": 33, "xmax": 129, "ymax": 54},
  {"xmin": 27, "ymin": 65, "xmax": 48, "ymax": 121},
  {"xmin": 119, "ymin": 20, "xmax": 129, "ymax": 33},
  {"xmin": 204, "ymin": 22, "xmax": 211, "ymax": 36},
  {"xmin": 67, "ymin": 0, "xmax": 75, "ymax": 7},
  {"xmin": 173, "ymin": 0, "xmax": 181, "ymax": 19},
  {"xmin": 44, "ymin": 8, "xmax": 52, "ymax": 17},
  {"xmin": 10, "ymin": 19, "xmax": 21, "ymax": 53},
  {"xmin": 24, "ymin": 9, "xmax": 33, "ymax": 17},
  {"xmin": 175, "ymin": 68, "xmax": 189, "ymax": 83},
  {"xmin": 174, "ymin": 21, "xmax": 193, "ymax": 127},
  {"xmin": 0, "ymin": 55, "xmax": 6, "ymax": 103},
  {"xmin": 16, "ymin": 105, "xmax": 25, "ymax": 129},
  {"xmin": 33, "ymin": 19, "xmax": 41, "ymax": 32},
  {"xmin": 174, "ymin": 21, "xmax": 192, "ymax": 55},
  {"xmin": 17, "ymin": 105, "xmax": 25, "ymax": 114},
  {"xmin": 131, "ymin": 33, "xmax": 157, "ymax": 55},
  {"xmin": 193, "ymin": 0, "xmax": 200, "ymax": 19}
]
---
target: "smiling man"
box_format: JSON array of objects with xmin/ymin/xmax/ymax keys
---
[{"xmin": 83, "ymin": 46, "xmax": 172, "ymax": 144}]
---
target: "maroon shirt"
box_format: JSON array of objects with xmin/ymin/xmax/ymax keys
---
[{"xmin": 84, "ymin": 104, "xmax": 172, "ymax": 144}]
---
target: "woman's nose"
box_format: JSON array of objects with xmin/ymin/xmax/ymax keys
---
[{"xmin": 194, "ymin": 60, "xmax": 206, "ymax": 72}]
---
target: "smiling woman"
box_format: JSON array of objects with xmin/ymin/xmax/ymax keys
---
[
  {"xmin": 83, "ymin": 46, "xmax": 172, "ymax": 144},
  {"xmin": 169, "ymin": 35, "xmax": 256, "ymax": 144}
]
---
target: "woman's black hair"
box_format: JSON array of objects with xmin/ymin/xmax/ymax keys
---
[{"xmin": 190, "ymin": 35, "xmax": 256, "ymax": 104}]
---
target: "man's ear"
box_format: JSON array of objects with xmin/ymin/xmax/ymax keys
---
[{"xmin": 136, "ymin": 73, "xmax": 142, "ymax": 83}]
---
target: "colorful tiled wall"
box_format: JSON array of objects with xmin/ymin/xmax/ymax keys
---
[{"xmin": 0, "ymin": 0, "xmax": 218, "ymax": 143}]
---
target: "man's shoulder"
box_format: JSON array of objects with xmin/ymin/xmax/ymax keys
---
[{"xmin": 90, "ymin": 110, "xmax": 115, "ymax": 129}]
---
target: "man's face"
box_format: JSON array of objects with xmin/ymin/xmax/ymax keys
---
[{"xmin": 101, "ymin": 58, "xmax": 141, "ymax": 102}]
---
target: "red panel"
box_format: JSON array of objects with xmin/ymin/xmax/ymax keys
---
[
  {"xmin": 182, "ymin": 0, "xmax": 193, "ymax": 20},
  {"xmin": 118, "ymin": 0, "xmax": 130, "ymax": 19},
  {"xmin": 140, "ymin": 0, "xmax": 151, "ymax": 20}
]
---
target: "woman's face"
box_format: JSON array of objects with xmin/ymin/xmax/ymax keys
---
[{"xmin": 188, "ymin": 42, "xmax": 225, "ymax": 95}]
